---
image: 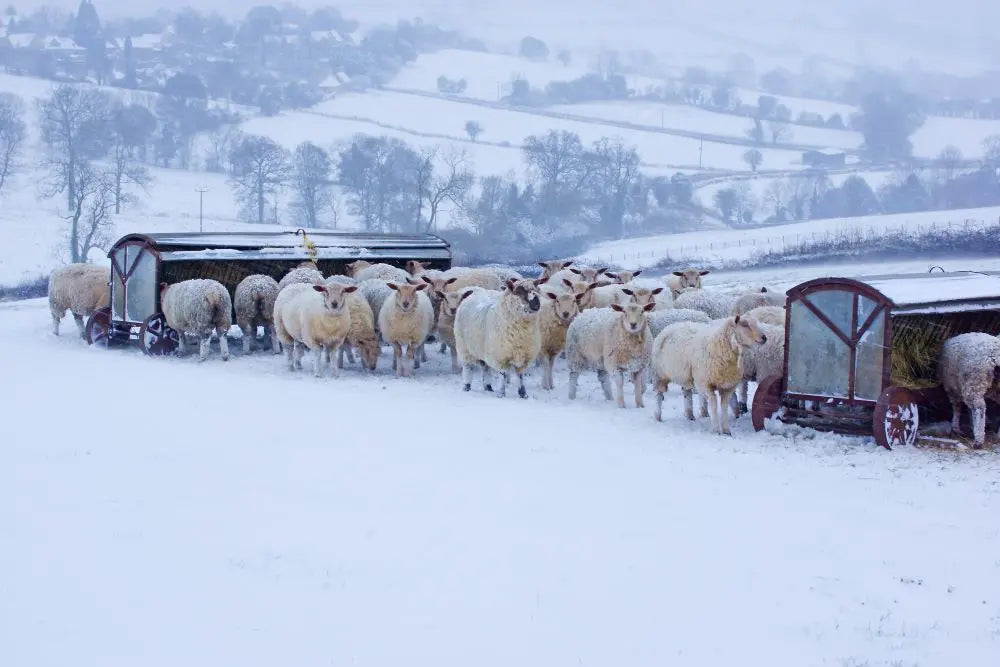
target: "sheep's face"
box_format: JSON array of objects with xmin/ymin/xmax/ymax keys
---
[
  {"xmin": 733, "ymin": 315, "xmax": 767, "ymax": 346},
  {"xmin": 345, "ymin": 260, "xmax": 371, "ymax": 277},
  {"xmin": 423, "ymin": 275, "xmax": 457, "ymax": 301},
  {"xmin": 562, "ymin": 278, "xmax": 599, "ymax": 309},
  {"xmin": 506, "ymin": 279, "xmax": 541, "ymax": 314},
  {"xmin": 611, "ymin": 301, "xmax": 655, "ymax": 333},
  {"xmin": 358, "ymin": 337, "xmax": 380, "ymax": 370},
  {"xmin": 312, "ymin": 283, "xmax": 357, "ymax": 312},
  {"xmin": 537, "ymin": 259, "xmax": 572, "ymax": 281},
  {"xmin": 440, "ymin": 289, "xmax": 474, "ymax": 317},
  {"xmin": 406, "ymin": 260, "xmax": 430, "ymax": 275},
  {"xmin": 672, "ymin": 268, "xmax": 709, "ymax": 290},
  {"xmin": 388, "ymin": 282, "xmax": 427, "ymax": 312},
  {"xmin": 543, "ymin": 290, "xmax": 581, "ymax": 324},
  {"xmin": 570, "ymin": 266, "xmax": 608, "ymax": 283},
  {"xmin": 622, "ymin": 286, "xmax": 663, "ymax": 307},
  {"xmin": 607, "ymin": 270, "xmax": 641, "ymax": 284}
]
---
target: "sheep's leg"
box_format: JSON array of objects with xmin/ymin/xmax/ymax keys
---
[
  {"xmin": 337, "ymin": 345, "xmax": 345, "ymax": 370},
  {"xmin": 496, "ymin": 367, "xmax": 508, "ymax": 398},
  {"xmin": 462, "ymin": 362, "xmax": 474, "ymax": 391},
  {"xmin": 516, "ymin": 367, "xmax": 528, "ymax": 399},
  {"xmin": 480, "ymin": 361, "xmax": 493, "ymax": 392},
  {"xmin": 699, "ymin": 394, "xmax": 709, "ymax": 418},
  {"xmin": 632, "ymin": 370, "xmax": 644, "ymax": 408},
  {"xmin": 198, "ymin": 333, "xmax": 212, "ymax": 362},
  {"xmin": 73, "ymin": 313, "xmax": 86, "ymax": 338},
  {"xmin": 217, "ymin": 326, "xmax": 230, "ymax": 361},
  {"xmin": 413, "ymin": 343, "xmax": 422, "ymax": 370},
  {"xmin": 450, "ymin": 344, "xmax": 460, "ymax": 374},
  {"xmin": 613, "ymin": 370, "xmax": 626, "ymax": 408},
  {"xmin": 404, "ymin": 344, "xmax": 415, "ymax": 377},
  {"xmin": 240, "ymin": 322, "xmax": 252, "ymax": 354},
  {"xmin": 597, "ymin": 369, "xmax": 613, "ymax": 400},
  {"xmin": 706, "ymin": 390, "xmax": 722, "ymax": 434},
  {"xmin": 439, "ymin": 341, "xmax": 447, "ymax": 354},
  {"xmin": 949, "ymin": 397, "xmax": 963, "ymax": 435},
  {"xmin": 392, "ymin": 343, "xmax": 404, "ymax": 377},
  {"xmin": 51, "ymin": 309, "xmax": 62, "ymax": 336},
  {"xmin": 654, "ymin": 385, "xmax": 666, "ymax": 421},
  {"xmin": 738, "ymin": 379, "xmax": 749, "ymax": 414},
  {"xmin": 542, "ymin": 354, "xmax": 554, "ymax": 390},
  {"xmin": 285, "ymin": 340, "xmax": 296, "ymax": 371},
  {"xmin": 568, "ymin": 370, "xmax": 579, "ymax": 400},
  {"xmin": 329, "ymin": 344, "xmax": 341, "ymax": 378},
  {"xmin": 293, "ymin": 342, "xmax": 306, "ymax": 369},
  {"xmin": 420, "ymin": 343, "xmax": 428, "ymax": 363},
  {"xmin": 719, "ymin": 389, "xmax": 735, "ymax": 435},
  {"xmin": 970, "ymin": 397, "xmax": 987, "ymax": 448},
  {"xmin": 269, "ymin": 325, "xmax": 281, "ymax": 354},
  {"xmin": 682, "ymin": 388, "xmax": 695, "ymax": 420}
]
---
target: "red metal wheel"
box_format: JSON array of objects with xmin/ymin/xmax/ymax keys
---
[
  {"xmin": 751, "ymin": 374, "xmax": 784, "ymax": 432},
  {"xmin": 85, "ymin": 307, "xmax": 112, "ymax": 346},
  {"xmin": 140, "ymin": 313, "xmax": 180, "ymax": 356},
  {"xmin": 873, "ymin": 386, "xmax": 919, "ymax": 450}
]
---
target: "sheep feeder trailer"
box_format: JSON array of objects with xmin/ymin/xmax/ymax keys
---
[
  {"xmin": 751, "ymin": 272, "xmax": 1000, "ymax": 449},
  {"xmin": 85, "ymin": 229, "xmax": 451, "ymax": 355}
]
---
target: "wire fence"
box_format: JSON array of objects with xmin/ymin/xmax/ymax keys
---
[{"xmin": 587, "ymin": 217, "xmax": 1000, "ymax": 266}]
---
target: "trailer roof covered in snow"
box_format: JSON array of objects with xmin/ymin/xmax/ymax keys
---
[
  {"xmin": 787, "ymin": 272, "xmax": 1000, "ymax": 315},
  {"xmin": 110, "ymin": 230, "xmax": 451, "ymax": 261}
]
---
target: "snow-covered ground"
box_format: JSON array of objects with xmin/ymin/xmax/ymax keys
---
[
  {"xmin": 912, "ymin": 116, "xmax": 1000, "ymax": 159},
  {"xmin": 580, "ymin": 206, "xmax": 1000, "ymax": 267},
  {"xmin": 4, "ymin": 254, "xmax": 1000, "ymax": 664}
]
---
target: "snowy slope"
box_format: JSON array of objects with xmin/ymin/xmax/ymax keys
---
[
  {"xmin": 3, "ymin": 287, "xmax": 1000, "ymax": 666},
  {"xmin": 580, "ymin": 206, "xmax": 1000, "ymax": 267}
]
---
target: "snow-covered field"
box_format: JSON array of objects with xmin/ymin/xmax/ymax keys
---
[
  {"xmin": 4, "ymin": 254, "xmax": 1000, "ymax": 665},
  {"xmin": 734, "ymin": 87, "xmax": 858, "ymax": 120},
  {"xmin": 580, "ymin": 206, "xmax": 1000, "ymax": 267},
  {"xmin": 913, "ymin": 116, "xmax": 1000, "ymax": 159}
]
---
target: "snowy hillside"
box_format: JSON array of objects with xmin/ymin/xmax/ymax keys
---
[{"xmin": 4, "ymin": 252, "xmax": 1000, "ymax": 665}]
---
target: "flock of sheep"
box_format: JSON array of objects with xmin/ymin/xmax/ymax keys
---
[{"xmin": 45, "ymin": 257, "xmax": 1000, "ymax": 443}]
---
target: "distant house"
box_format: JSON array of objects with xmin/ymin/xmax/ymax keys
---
[{"xmin": 802, "ymin": 149, "xmax": 846, "ymax": 168}]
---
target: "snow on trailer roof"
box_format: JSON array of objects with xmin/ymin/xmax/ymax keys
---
[
  {"xmin": 110, "ymin": 230, "xmax": 451, "ymax": 261},
  {"xmin": 791, "ymin": 272, "xmax": 1000, "ymax": 315}
]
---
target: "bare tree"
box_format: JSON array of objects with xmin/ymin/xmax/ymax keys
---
[
  {"xmin": 745, "ymin": 118, "xmax": 764, "ymax": 143},
  {"xmin": 589, "ymin": 137, "xmax": 641, "ymax": 238},
  {"xmin": 937, "ymin": 145, "xmax": 963, "ymax": 181},
  {"xmin": 206, "ymin": 126, "xmax": 244, "ymax": 174},
  {"xmin": 422, "ymin": 147, "xmax": 473, "ymax": 232},
  {"xmin": 64, "ymin": 164, "xmax": 115, "ymax": 263},
  {"xmin": 763, "ymin": 179, "xmax": 787, "ymax": 219},
  {"xmin": 37, "ymin": 85, "xmax": 113, "ymax": 211},
  {"xmin": 0, "ymin": 93, "xmax": 26, "ymax": 198},
  {"xmin": 229, "ymin": 135, "xmax": 291, "ymax": 225},
  {"xmin": 464, "ymin": 120, "xmax": 483, "ymax": 142},
  {"xmin": 767, "ymin": 120, "xmax": 792, "ymax": 144},
  {"xmin": 734, "ymin": 180, "xmax": 757, "ymax": 224},
  {"xmin": 742, "ymin": 148, "xmax": 763, "ymax": 172},
  {"xmin": 291, "ymin": 141, "xmax": 332, "ymax": 227}
]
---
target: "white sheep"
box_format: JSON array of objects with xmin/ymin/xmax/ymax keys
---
[
  {"xmin": 347, "ymin": 261, "xmax": 411, "ymax": 284},
  {"xmin": 647, "ymin": 308, "xmax": 711, "ymax": 338},
  {"xmin": 666, "ymin": 268, "xmax": 709, "ymax": 297},
  {"xmin": 650, "ymin": 315, "xmax": 767, "ymax": 434},
  {"xmin": 273, "ymin": 282, "xmax": 357, "ymax": 377},
  {"xmin": 337, "ymin": 290, "xmax": 380, "ymax": 372},
  {"xmin": 233, "ymin": 274, "xmax": 280, "ymax": 355},
  {"xmin": 48, "ymin": 263, "xmax": 110, "ymax": 338},
  {"xmin": 547, "ymin": 265, "xmax": 610, "ymax": 287},
  {"xmin": 566, "ymin": 302, "xmax": 656, "ymax": 408},
  {"xmin": 730, "ymin": 287, "xmax": 785, "ymax": 317},
  {"xmin": 454, "ymin": 278, "xmax": 542, "ymax": 398},
  {"xmin": 672, "ymin": 288, "xmax": 743, "ymax": 320},
  {"xmin": 378, "ymin": 281, "xmax": 434, "ymax": 377},
  {"xmin": 605, "ymin": 269, "xmax": 643, "ymax": 284},
  {"xmin": 742, "ymin": 305, "xmax": 785, "ymax": 326},
  {"xmin": 537, "ymin": 259, "xmax": 575, "ymax": 282},
  {"xmin": 422, "ymin": 267, "xmax": 509, "ymax": 294},
  {"xmin": 592, "ymin": 283, "xmax": 671, "ymax": 310},
  {"xmin": 435, "ymin": 287, "xmax": 486, "ymax": 373},
  {"xmin": 324, "ymin": 275, "xmax": 357, "ymax": 286},
  {"xmin": 160, "ymin": 279, "xmax": 233, "ymax": 362},
  {"xmin": 277, "ymin": 265, "xmax": 323, "ymax": 291},
  {"xmin": 537, "ymin": 285, "xmax": 585, "ymax": 390},
  {"xmin": 730, "ymin": 321, "xmax": 785, "ymax": 416},
  {"xmin": 937, "ymin": 332, "xmax": 1000, "ymax": 447}
]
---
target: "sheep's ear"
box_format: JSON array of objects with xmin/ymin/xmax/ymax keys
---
[
  {"xmin": 569, "ymin": 268, "xmax": 582, "ymax": 275},
  {"xmin": 312, "ymin": 285, "xmax": 326, "ymax": 293},
  {"xmin": 537, "ymin": 262, "xmax": 548, "ymax": 269},
  {"xmin": 414, "ymin": 283, "xmax": 428, "ymax": 291},
  {"xmin": 562, "ymin": 278, "xmax": 573, "ymax": 288},
  {"xmin": 563, "ymin": 260, "xmax": 573, "ymax": 268},
  {"xmin": 699, "ymin": 270, "xmax": 710, "ymax": 276},
  {"xmin": 622, "ymin": 288, "xmax": 634, "ymax": 296},
  {"xmin": 597, "ymin": 267, "xmax": 608, "ymax": 275},
  {"xmin": 342, "ymin": 285, "xmax": 358, "ymax": 293},
  {"xmin": 387, "ymin": 282, "xmax": 398, "ymax": 291},
  {"xmin": 574, "ymin": 292, "xmax": 587, "ymax": 302},
  {"xmin": 610, "ymin": 303, "xmax": 624, "ymax": 312},
  {"xmin": 734, "ymin": 314, "xmax": 741, "ymax": 324},
  {"xmin": 460, "ymin": 289, "xmax": 475, "ymax": 302},
  {"xmin": 586, "ymin": 282, "xmax": 600, "ymax": 292},
  {"xmin": 643, "ymin": 302, "xmax": 656, "ymax": 312},
  {"xmin": 446, "ymin": 277, "xmax": 458, "ymax": 285},
  {"xmin": 532, "ymin": 277, "xmax": 546, "ymax": 286},
  {"xmin": 421, "ymin": 275, "xmax": 433, "ymax": 284},
  {"xmin": 159, "ymin": 282, "xmax": 168, "ymax": 291},
  {"xmin": 544, "ymin": 291, "xmax": 559, "ymax": 300},
  {"xmin": 605, "ymin": 272, "xmax": 619, "ymax": 280},
  {"xmin": 633, "ymin": 270, "xmax": 642, "ymax": 278},
  {"xmin": 672, "ymin": 271, "xmax": 683, "ymax": 277},
  {"xmin": 505, "ymin": 278, "xmax": 516, "ymax": 292},
  {"xmin": 651, "ymin": 287, "xmax": 664, "ymax": 295},
  {"xmin": 760, "ymin": 286, "xmax": 767, "ymax": 293}
]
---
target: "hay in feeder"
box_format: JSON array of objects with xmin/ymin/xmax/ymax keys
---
[{"xmin": 890, "ymin": 311, "xmax": 1000, "ymax": 388}]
